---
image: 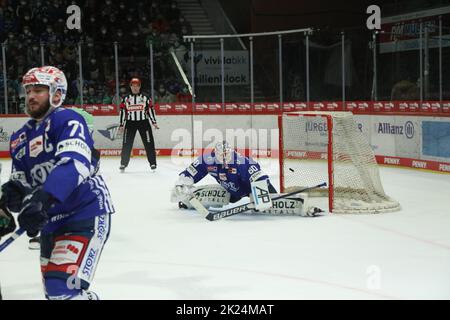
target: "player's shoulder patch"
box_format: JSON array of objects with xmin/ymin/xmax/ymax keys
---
[
  {"xmin": 10, "ymin": 129, "xmax": 28, "ymax": 152},
  {"xmin": 187, "ymin": 164, "xmax": 198, "ymax": 176}
]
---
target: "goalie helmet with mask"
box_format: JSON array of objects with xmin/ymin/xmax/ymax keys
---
[
  {"xmin": 22, "ymin": 66, "xmax": 67, "ymax": 118},
  {"xmin": 213, "ymin": 141, "xmax": 233, "ymax": 168}
]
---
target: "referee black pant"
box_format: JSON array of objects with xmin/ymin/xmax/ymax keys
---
[{"xmin": 120, "ymin": 120, "xmax": 156, "ymax": 167}]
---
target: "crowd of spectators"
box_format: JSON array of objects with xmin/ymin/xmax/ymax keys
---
[{"xmin": 0, "ymin": 0, "xmax": 193, "ymax": 113}]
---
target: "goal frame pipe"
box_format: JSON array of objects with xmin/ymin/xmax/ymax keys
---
[
  {"xmin": 279, "ymin": 112, "xmax": 334, "ymax": 212},
  {"xmin": 326, "ymin": 115, "xmax": 333, "ymax": 213},
  {"xmin": 278, "ymin": 114, "xmax": 285, "ymax": 193}
]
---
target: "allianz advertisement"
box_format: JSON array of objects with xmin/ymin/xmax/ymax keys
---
[
  {"xmin": 191, "ymin": 50, "xmax": 249, "ymax": 86},
  {"xmin": 354, "ymin": 115, "xmax": 450, "ymax": 163}
]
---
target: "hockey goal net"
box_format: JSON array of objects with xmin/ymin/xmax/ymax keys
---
[{"xmin": 279, "ymin": 111, "xmax": 400, "ymax": 213}]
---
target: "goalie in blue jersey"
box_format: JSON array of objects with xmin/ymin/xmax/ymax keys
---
[
  {"xmin": 0, "ymin": 66, "xmax": 115, "ymax": 300},
  {"xmin": 171, "ymin": 141, "xmax": 280, "ymax": 211},
  {"xmin": 171, "ymin": 141, "xmax": 320, "ymax": 216}
]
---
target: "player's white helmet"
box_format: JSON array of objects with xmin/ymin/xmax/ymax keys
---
[
  {"xmin": 22, "ymin": 66, "xmax": 67, "ymax": 108},
  {"xmin": 214, "ymin": 141, "xmax": 233, "ymax": 166}
]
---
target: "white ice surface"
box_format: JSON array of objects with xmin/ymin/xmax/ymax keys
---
[{"xmin": 1, "ymin": 157, "xmax": 449, "ymax": 300}]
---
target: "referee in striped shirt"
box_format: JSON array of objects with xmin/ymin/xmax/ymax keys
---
[{"xmin": 119, "ymin": 78, "xmax": 159, "ymax": 172}]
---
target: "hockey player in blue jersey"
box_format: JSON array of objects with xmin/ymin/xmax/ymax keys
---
[
  {"xmin": 171, "ymin": 141, "xmax": 278, "ymax": 210},
  {"xmin": 1, "ymin": 66, "xmax": 114, "ymax": 300},
  {"xmin": 27, "ymin": 107, "xmax": 100, "ymax": 251}
]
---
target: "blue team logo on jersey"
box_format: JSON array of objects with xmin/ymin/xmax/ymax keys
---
[
  {"xmin": 15, "ymin": 147, "xmax": 26, "ymax": 160},
  {"xmin": 220, "ymin": 181, "xmax": 238, "ymax": 192},
  {"xmin": 98, "ymin": 124, "xmax": 123, "ymax": 141}
]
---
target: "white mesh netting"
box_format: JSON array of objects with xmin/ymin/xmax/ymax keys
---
[{"xmin": 280, "ymin": 112, "xmax": 400, "ymax": 213}]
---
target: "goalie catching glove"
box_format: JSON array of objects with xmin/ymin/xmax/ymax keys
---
[
  {"xmin": 171, "ymin": 175, "xmax": 231, "ymax": 209},
  {"xmin": 170, "ymin": 174, "xmax": 195, "ymax": 204}
]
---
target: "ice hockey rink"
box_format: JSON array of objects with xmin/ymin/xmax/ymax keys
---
[{"xmin": 1, "ymin": 156, "xmax": 449, "ymax": 300}]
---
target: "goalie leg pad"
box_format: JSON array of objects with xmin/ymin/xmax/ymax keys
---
[
  {"xmin": 250, "ymin": 179, "xmax": 272, "ymax": 211},
  {"xmin": 250, "ymin": 193, "xmax": 316, "ymax": 216},
  {"xmin": 181, "ymin": 184, "xmax": 230, "ymax": 209},
  {"xmin": 260, "ymin": 196, "xmax": 305, "ymax": 215}
]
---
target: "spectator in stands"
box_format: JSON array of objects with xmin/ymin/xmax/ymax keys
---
[
  {"xmin": 179, "ymin": 25, "xmax": 191, "ymax": 43},
  {"xmin": 101, "ymin": 0, "xmax": 115, "ymax": 17},
  {"xmin": 85, "ymin": 14, "xmax": 99, "ymax": 36},
  {"xmin": 15, "ymin": 0, "xmax": 33, "ymax": 26},
  {"xmin": 150, "ymin": 1, "xmax": 161, "ymax": 20},
  {"xmin": 155, "ymin": 83, "xmax": 176, "ymax": 103},
  {"xmin": 88, "ymin": 86, "xmax": 104, "ymax": 104},
  {"xmin": 146, "ymin": 29, "xmax": 163, "ymax": 52},
  {"xmin": 0, "ymin": 0, "xmax": 195, "ymax": 113},
  {"xmin": 167, "ymin": 79, "xmax": 183, "ymax": 96},
  {"xmin": 138, "ymin": 15, "xmax": 152, "ymax": 36},
  {"xmin": 20, "ymin": 26, "xmax": 37, "ymax": 47},
  {"xmin": 176, "ymin": 85, "xmax": 192, "ymax": 103},
  {"xmin": 152, "ymin": 13, "xmax": 170, "ymax": 34},
  {"xmin": 40, "ymin": 25, "xmax": 57, "ymax": 43},
  {"xmin": 15, "ymin": 56, "xmax": 27, "ymax": 81},
  {"xmin": 26, "ymin": 44, "xmax": 41, "ymax": 67},
  {"xmin": 173, "ymin": 15, "xmax": 192, "ymax": 39},
  {"xmin": 129, "ymin": 29, "xmax": 145, "ymax": 55},
  {"xmin": 169, "ymin": 39, "xmax": 188, "ymax": 72},
  {"xmin": 48, "ymin": 0, "xmax": 65, "ymax": 21},
  {"xmin": 166, "ymin": 2, "xmax": 181, "ymax": 25},
  {"xmin": 115, "ymin": 28, "xmax": 127, "ymax": 47},
  {"xmin": 86, "ymin": 57, "xmax": 102, "ymax": 83},
  {"xmin": 104, "ymin": 84, "xmax": 127, "ymax": 106},
  {"xmin": 75, "ymin": 86, "xmax": 101, "ymax": 105},
  {"xmin": 7, "ymin": 85, "xmax": 19, "ymax": 113},
  {"xmin": 75, "ymin": 86, "xmax": 89, "ymax": 105},
  {"xmin": 118, "ymin": 1, "xmax": 127, "ymax": 18}
]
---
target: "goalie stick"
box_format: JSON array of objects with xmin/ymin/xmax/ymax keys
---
[
  {"xmin": 205, "ymin": 182, "xmax": 327, "ymax": 221},
  {"xmin": 189, "ymin": 197, "xmax": 209, "ymax": 215},
  {"xmin": 0, "ymin": 228, "xmax": 25, "ymax": 253}
]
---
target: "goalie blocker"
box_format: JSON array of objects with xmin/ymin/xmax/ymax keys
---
[{"xmin": 173, "ymin": 184, "xmax": 317, "ymax": 217}]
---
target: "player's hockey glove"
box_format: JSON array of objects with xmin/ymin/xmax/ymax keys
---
[
  {"xmin": 18, "ymin": 188, "xmax": 54, "ymax": 237},
  {"xmin": 1, "ymin": 180, "xmax": 32, "ymax": 213},
  {"xmin": 0, "ymin": 196, "xmax": 16, "ymax": 238},
  {"xmin": 92, "ymin": 148, "xmax": 101, "ymax": 175}
]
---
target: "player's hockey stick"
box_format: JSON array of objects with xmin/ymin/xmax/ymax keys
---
[
  {"xmin": 205, "ymin": 182, "xmax": 327, "ymax": 221},
  {"xmin": 0, "ymin": 227, "xmax": 25, "ymax": 253}
]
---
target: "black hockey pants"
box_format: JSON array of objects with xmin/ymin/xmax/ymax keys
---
[{"xmin": 120, "ymin": 120, "xmax": 156, "ymax": 167}]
